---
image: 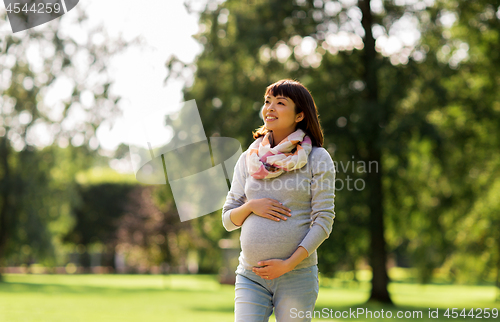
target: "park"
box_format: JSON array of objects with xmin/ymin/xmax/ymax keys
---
[{"xmin": 1, "ymin": 0, "xmax": 499, "ymax": 321}]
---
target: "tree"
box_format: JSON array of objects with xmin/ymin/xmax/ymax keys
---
[
  {"xmin": 64, "ymin": 181, "xmax": 208, "ymax": 273},
  {"xmin": 380, "ymin": 0, "xmax": 500, "ymax": 287},
  {"xmin": 171, "ymin": 0, "xmax": 417, "ymax": 303},
  {"xmin": 0, "ymin": 8, "xmax": 128, "ymax": 279},
  {"xmin": 168, "ymin": 0, "xmax": 500, "ymax": 302},
  {"xmin": 442, "ymin": 0, "xmax": 500, "ymax": 293}
]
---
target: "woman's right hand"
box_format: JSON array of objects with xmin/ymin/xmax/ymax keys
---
[{"xmin": 248, "ymin": 198, "xmax": 291, "ymax": 222}]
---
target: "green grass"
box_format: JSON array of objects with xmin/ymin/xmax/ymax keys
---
[{"xmin": 0, "ymin": 274, "xmax": 498, "ymax": 321}]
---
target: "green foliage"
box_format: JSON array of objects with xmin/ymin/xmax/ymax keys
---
[
  {"xmin": 1, "ymin": 0, "xmax": 498, "ymax": 289},
  {"xmin": 171, "ymin": 0, "xmax": 500, "ymax": 288},
  {"xmin": 1, "ymin": 145, "xmax": 92, "ymax": 267},
  {"xmin": 0, "ymin": 6, "xmax": 127, "ymax": 271},
  {"xmin": 382, "ymin": 0, "xmax": 500, "ymax": 283},
  {"xmin": 75, "ymin": 167, "xmax": 137, "ymax": 185},
  {"xmin": 64, "ymin": 183, "xmax": 137, "ymax": 246}
]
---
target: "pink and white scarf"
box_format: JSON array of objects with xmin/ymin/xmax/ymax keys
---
[{"xmin": 247, "ymin": 129, "xmax": 313, "ymax": 179}]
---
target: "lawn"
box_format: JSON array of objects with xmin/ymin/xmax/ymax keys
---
[{"xmin": 0, "ymin": 273, "xmax": 498, "ymax": 321}]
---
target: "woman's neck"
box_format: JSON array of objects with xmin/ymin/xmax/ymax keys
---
[{"xmin": 270, "ymin": 129, "xmax": 295, "ymax": 148}]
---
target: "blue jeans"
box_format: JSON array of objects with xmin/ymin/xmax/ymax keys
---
[{"xmin": 234, "ymin": 264, "xmax": 319, "ymax": 322}]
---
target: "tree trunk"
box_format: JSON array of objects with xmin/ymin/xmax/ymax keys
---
[
  {"xmin": 366, "ymin": 152, "xmax": 392, "ymax": 303},
  {"xmin": 359, "ymin": 0, "xmax": 393, "ymax": 304},
  {"xmin": 0, "ymin": 137, "xmax": 11, "ymax": 282}
]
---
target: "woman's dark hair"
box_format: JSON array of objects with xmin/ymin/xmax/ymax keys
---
[{"xmin": 252, "ymin": 79, "xmax": 324, "ymax": 147}]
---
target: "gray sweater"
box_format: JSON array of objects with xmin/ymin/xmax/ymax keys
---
[{"xmin": 222, "ymin": 146, "xmax": 336, "ymax": 270}]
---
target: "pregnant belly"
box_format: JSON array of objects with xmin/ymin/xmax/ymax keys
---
[{"xmin": 239, "ymin": 214, "xmax": 309, "ymax": 267}]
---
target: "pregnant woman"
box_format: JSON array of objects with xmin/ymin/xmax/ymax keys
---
[{"xmin": 222, "ymin": 79, "xmax": 336, "ymax": 322}]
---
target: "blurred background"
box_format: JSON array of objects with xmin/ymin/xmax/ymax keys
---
[{"xmin": 1, "ymin": 0, "xmax": 500, "ymax": 319}]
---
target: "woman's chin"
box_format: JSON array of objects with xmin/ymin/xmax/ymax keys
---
[{"xmin": 265, "ymin": 125, "xmax": 280, "ymax": 131}]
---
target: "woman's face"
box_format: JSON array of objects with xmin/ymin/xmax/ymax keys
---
[{"xmin": 262, "ymin": 94, "xmax": 304, "ymax": 134}]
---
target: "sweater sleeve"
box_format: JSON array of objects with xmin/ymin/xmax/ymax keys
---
[
  {"xmin": 221, "ymin": 151, "xmax": 248, "ymax": 231},
  {"xmin": 298, "ymin": 148, "xmax": 336, "ymax": 256}
]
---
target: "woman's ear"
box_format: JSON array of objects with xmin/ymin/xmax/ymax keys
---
[{"xmin": 295, "ymin": 111, "xmax": 304, "ymax": 123}]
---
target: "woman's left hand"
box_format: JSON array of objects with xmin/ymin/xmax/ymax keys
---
[{"xmin": 252, "ymin": 259, "xmax": 292, "ymax": 280}]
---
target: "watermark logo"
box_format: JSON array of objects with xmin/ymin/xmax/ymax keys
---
[
  {"xmin": 332, "ymin": 157, "xmax": 378, "ymax": 191},
  {"xmin": 4, "ymin": 0, "xmax": 79, "ymax": 33},
  {"xmin": 127, "ymin": 100, "xmax": 242, "ymax": 222},
  {"xmin": 126, "ymin": 100, "xmax": 374, "ymax": 222}
]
